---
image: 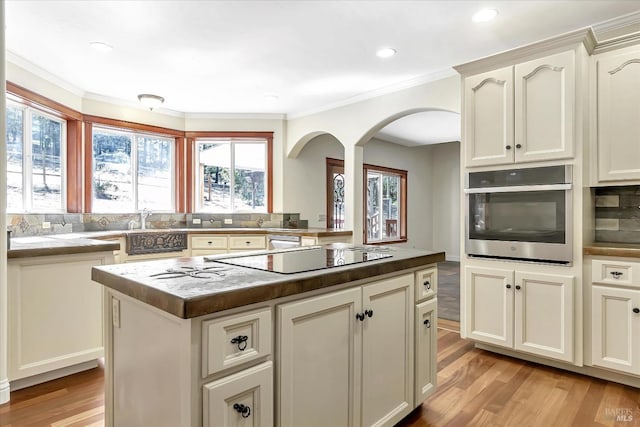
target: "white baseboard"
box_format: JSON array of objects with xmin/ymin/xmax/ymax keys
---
[
  {"xmin": 0, "ymin": 378, "xmax": 10, "ymax": 404},
  {"xmin": 9, "ymin": 359, "xmax": 99, "ymax": 391}
]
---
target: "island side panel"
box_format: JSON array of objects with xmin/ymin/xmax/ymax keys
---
[{"xmin": 104, "ymin": 289, "xmax": 198, "ymax": 427}]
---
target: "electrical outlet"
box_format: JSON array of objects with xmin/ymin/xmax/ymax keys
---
[
  {"xmin": 112, "ymin": 298, "xmax": 120, "ymax": 328},
  {"xmin": 224, "ymin": 218, "xmax": 233, "ymax": 225},
  {"xmin": 42, "ymin": 221, "xmax": 51, "ymax": 229},
  {"xmin": 193, "ymin": 218, "xmax": 201, "ymax": 224}
]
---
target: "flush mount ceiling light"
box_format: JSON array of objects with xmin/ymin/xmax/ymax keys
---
[
  {"xmin": 376, "ymin": 47, "xmax": 397, "ymax": 58},
  {"xmin": 89, "ymin": 41, "xmax": 113, "ymax": 52},
  {"xmin": 137, "ymin": 94, "xmax": 165, "ymax": 110},
  {"xmin": 264, "ymin": 93, "xmax": 280, "ymax": 102},
  {"xmin": 472, "ymin": 8, "xmax": 499, "ymax": 23}
]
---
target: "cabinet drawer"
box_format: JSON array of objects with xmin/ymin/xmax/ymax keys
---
[
  {"xmin": 415, "ymin": 267, "xmax": 437, "ymax": 302},
  {"xmin": 228, "ymin": 235, "xmax": 266, "ymax": 250},
  {"xmin": 203, "ymin": 361, "xmax": 273, "ymax": 427},
  {"xmin": 202, "ymin": 307, "xmax": 272, "ymax": 378},
  {"xmin": 191, "ymin": 235, "xmax": 228, "ymax": 250},
  {"xmin": 592, "ymin": 259, "xmax": 640, "ymax": 287}
]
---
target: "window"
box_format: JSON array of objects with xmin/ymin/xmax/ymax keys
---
[
  {"xmin": 195, "ymin": 138, "xmax": 267, "ymax": 213},
  {"xmin": 6, "ymin": 100, "xmax": 66, "ymax": 212},
  {"xmin": 364, "ymin": 164, "xmax": 407, "ymax": 243},
  {"xmin": 326, "ymin": 158, "xmax": 345, "ymax": 229},
  {"xmin": 92, "ymin": 126, "xmax": 174, "ymax": 212}
]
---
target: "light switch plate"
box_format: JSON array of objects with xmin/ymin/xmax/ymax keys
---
[
  {"xmin": 42, "ymin": 221, "xmax": 51, "ymax": 229},
  {"xmin": 224, "ymin": 218, "xmax": 233, "ymax": 224},
  {"xmin": 193, "ymin": 218, "xmax": 201, "ymax": 224}
]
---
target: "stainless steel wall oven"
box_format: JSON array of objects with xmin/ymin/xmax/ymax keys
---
[{"xmin": 464, "ymin": 165, "xmax": 572, "ymax": 264}]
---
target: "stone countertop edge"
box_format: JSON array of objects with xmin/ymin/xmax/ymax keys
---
[
  {"xmin": 88, "ymin": 228, "xmax": 353, "ymax": 239},
  {"xmin": 8, "ymin": 238, "xmax": 120, "ymax": 259},
  {"xmin": 583, "ymin": 242, "xmax": 640, "ymax": 259},
  {"xmin": 92, "ymin": 250, "xmax": 445, "ymax": 319}
]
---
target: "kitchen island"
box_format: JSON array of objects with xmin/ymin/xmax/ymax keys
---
[{"xmin": 92, "ymin": 245, "xmax": 444, "ymax": 427}]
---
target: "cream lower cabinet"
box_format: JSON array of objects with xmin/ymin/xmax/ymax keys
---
[
  {"xmin": 191, "ymin": 235, "xmax": 229, "ymax": 256},
  {"xmin": 278, "ymin": 273, "xmax": 414, "ymax": 427},
  {"xmin": 465, "ymin": 266, "xmax": 574, "ymax": 363},
  {"xmin": 203, "ymin": 361, "xmax": 273, "ymax": 427},
  {"xmin": 591, "ymin": 286, "xmax": 640, "ymax": 375},
  {"xmin": 415, "ymin": 298, "xmax": 437, "ymax": 405},
  {"xmin": 8, "ymin": 252, "xmax": 112, "ymax": 383}
]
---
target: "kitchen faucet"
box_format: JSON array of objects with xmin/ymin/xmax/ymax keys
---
[{"xmin": 141, "ymin": 208, "xmax": 152, "ymax": 230}]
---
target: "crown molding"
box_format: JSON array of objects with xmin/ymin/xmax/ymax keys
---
[
  {"xmin": 591, "ymin": 10, "xmax": 640, "ymax": 39},
  {"xmin": 184, "ymin": 112, "xmax": 286, "ymax": 120},
  {"xmin": 286, "ymin": 67, "xmax": 458, "ymax": 120},
  {"xmin": 6, "ymin": 50, "xmax": 86, "ymax": 97},
  {"xmin": 454, "ymin": 28, "xmax": 596, "ymax": 76}
]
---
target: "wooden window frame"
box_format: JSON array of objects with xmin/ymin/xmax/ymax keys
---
[
  {"xmin": 7, "ymin": 82, "xmax": 83, "ymax": 212},
  {"xmin": 363, "ymin": 163, "xmax": 407, "ymax": 245},
  {"xmin": 84, "ymin": 117, "xmax": 183, "ymax": 213},
  {"xmin": 185, "ymin": 131, "xmax": 273, "ymax": 213}
]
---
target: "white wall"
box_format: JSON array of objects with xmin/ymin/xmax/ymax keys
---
[
  {"xmin": 284, "ymin": 134, "xmax": 344, "ymax": 228},
  {"xmin": 429, "ymin": 141, "xmax": 460, "ymax": 261},
  {"xmin": 364, "ymin": 138, "xmax": 433, "ymax": 250}
]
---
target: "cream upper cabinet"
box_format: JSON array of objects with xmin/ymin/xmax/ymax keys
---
[
  {"xmin": 278, "ymin": 273, "xmax": 414, "ymax": 427},
  {"xmin": 595, "ymin": 45, "xmax": 640, "ymax": 182},
  {"xmin": 464, "ymin": 66, "xmax": 514, "ymax": 167},
  {"xmin": 465, "ymin": 50, "xmax": 575, "ymax": 167},
  {"xmin": 465, "ymin": 266, "xmax": 574, "ymax": 363},
  {"xmin": 514, "ymin": 50, "xmax": 575, "ymax": 163}
]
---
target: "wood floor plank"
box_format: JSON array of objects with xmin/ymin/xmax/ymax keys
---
[{"xmin": 2, "ymin": 325, "xmax": 639, "ymax": 427}]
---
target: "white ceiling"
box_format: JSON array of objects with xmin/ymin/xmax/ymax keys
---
[{"xmin": 5, "ymin": 1, "xmax": 640, "ymax": 145}]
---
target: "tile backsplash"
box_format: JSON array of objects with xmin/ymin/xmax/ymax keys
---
[
  {"xmin": 595, "ymin": 186, "xmax": 640, "ymax": 243},
  {"xmin": 7, "ymin": 212, "xmax": 308, "ymax": 237}
]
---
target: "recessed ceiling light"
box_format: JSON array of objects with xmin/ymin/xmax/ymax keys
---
[
  {"xmin": 472, "ymin": 8, "xmax": 499, "ymax": 23},
  {"xmin": 264, "ymin": 94, "xmax": 279, "ymax": 102},
  {"xmin": 90, "ymin": 41, "xmax": 114, "ymax": 52},
  {"xmin": 376, "ymin": 47, "xmax": 397, "ymax": 58}
]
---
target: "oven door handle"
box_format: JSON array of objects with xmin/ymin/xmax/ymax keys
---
[{"xmin": 464, "ymin": 183, "xmax": 572, "ymax": 194}]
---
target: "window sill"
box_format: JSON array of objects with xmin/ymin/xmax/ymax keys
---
[{"xmin": 364, "ymin": 238, "xmax": 407, "ymax": 245}]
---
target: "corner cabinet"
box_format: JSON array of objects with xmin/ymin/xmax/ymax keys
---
[
  {"xmin": 278, "ymin": 274, "xmax": 414, "ymax": 427},
  {"xmin": 594, "ymin": 44, "xmax": 640, "ymax": 183},
  {"xmin": 464, "ymin": 50, "xmax": 575, "ymax": 167},
  {"xmin": 464, "ymin": 266, "xmax": 574, "ymax": 363}
]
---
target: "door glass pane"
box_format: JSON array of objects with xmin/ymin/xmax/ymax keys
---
[
  {"xmin": 6, "ymin": 105, "xmax": 24, "ymax": 212},
  {"xmin": 199, "ymin": 142, "xmax": 232, "ymax": 212},
  {"xmin": 31, "ymin": 112, "xmax": 62, "ymax": 211},
  {"xmin": 137, "ymin": 136, "xmax": 173, "ymax": 210},
  {"xmin": 93, "ymin": 130, "xmax": 133, "ymax": 212},
  {"xmin": 233, "ymin": 143, "xmax": 266, "ymax": 212}
]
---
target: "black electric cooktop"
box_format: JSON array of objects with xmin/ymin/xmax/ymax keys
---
[{"xmin": 212, "ymin": 247, "xmax": 393, "ymax": 274}]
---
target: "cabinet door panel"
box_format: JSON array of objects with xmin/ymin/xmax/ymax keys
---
[
  {"xmin": 203, "ymin": 361, "xmax": 273, "ymax": 427},
  {"xmin": 597, "ymin": 48, "xmax": 640, "ymax": 182},
  {"xmin": 515, "ymin": 272, "xmax": 574, "ymax": 362},
  {"xmin": 465, "ymin": 267, "xmax": 514, "ymax": 348},
  {"xmin": 278, "ymin": 288, "xmax": 361, "ymax": 427},
  {"xmin": 515, "ymin": 50, "xmax": 574, "ymax": 163},
  {"xmin": 592, "ymin": 286, "xmax": 640, "ymax": 375},
  {"xmin": 465, "ymin": 66, "xmax": 514, "ymax": 167},
  {"xmin": 415, "ymin": 298, "xmax": 437, "ymax": 406},
  {"xmin": 361, "ymin": 274, "xmax": 414, "ymax": 427}
]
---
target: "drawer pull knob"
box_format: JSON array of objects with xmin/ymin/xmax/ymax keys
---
[
  {"xmin": 207, "ymin": 241, "xmax": 213, "ymax": 245},
  {"xmin": 506, "ymin": 284, "xmax": 511, "ymax": 289},
  {"xmin": 515, "ymin": 143, "xmax": 522, "ymax": 149},
  {"xmin": 230, "ymin": 335, "xmax": 249, "ymax": 351},
  {"xmin": 245, "ymin": 241, "xmax": 251, "ymax": 245},
  {"xmin": 423, "ymin": 280, "xmax": 431, "ymax": 289},
  {"xmin": 515, "ymin": 285, "xmax": 521, "ymax": 290},
  {"xmin": 424, "ymin": 319, "xmax": 431, "ymax": 328},
  {"xmin": 506, "ymin": 145, "xmax": 512, "ymax": 150},
  {"xmin": 233, "ymin": 403, "xmax": 251, "ymax": 418},
  {"xmin": 610, "ymin": 271, "xmax": 623, "ymax": 279},
  {"xmin": 633, "ymin": 308, "xmax": 640, "ymax": 314},
  {"xmin": 356, "ymin": 312, "xmax": 365, "ymax": 321},
  {"xmin": 365, "ymin": 309, "xmax": 374, "ymax": 318}
]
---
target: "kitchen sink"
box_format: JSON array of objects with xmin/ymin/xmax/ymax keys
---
[{"xmin": 126, "ymin": 231, "xmax": 188, "ymax": 255}]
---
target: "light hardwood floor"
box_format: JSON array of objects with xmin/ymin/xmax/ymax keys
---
[{"xmin": 1, "ymin": 324, "xmax": 639, "ymax": 426}]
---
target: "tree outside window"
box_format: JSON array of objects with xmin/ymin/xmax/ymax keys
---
[{"xmin": 196, "ymin": 139, "xmax": 267, "ymax": 213}]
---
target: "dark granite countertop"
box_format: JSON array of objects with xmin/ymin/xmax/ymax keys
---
[
  {"xmin": 584, "ymin": 242, "xmax": 640, "ymax": 259},
  {"xmin": 92, "ymin": 246, "xmax": 445, "ymax": 319},
  {"xmin": 8, "ymin": 235, "xmax": 120, "ymax": 259}
]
